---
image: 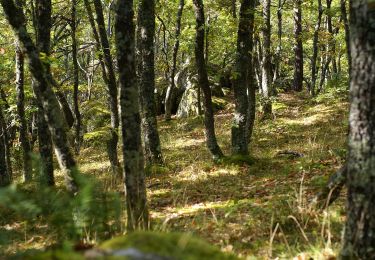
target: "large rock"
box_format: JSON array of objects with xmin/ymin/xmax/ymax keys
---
[{"xmin": 176, "ymin": 85, "xmax": 202, "ymax": 119}]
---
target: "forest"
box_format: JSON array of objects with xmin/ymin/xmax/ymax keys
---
[{"xmin": 0, "ymin": 0, "xmax": 374, "ymax": 259}]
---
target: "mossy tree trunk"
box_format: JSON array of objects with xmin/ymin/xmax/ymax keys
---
[
  {"xmin": 137, "ymin": 0, "xmax": 163, "ymax": 165},
  {"xmin": 293, "ymin": 0, "xmax": 303, "ymax": 92},
  {"xmin": 341, "ymin": 1, "xmax": 375, "ymax": 258},
  {"xmin": 35, "ymin": 0, "xmax": 54, "ymax": 186},
  {"xmin": 192, "ymin": 0, "xmax": 224, "ymax": 160},
  {"xmin": 115, "ymin": 0, "xmax": 149, "ymax": 231},
  {"xmin": 231, "ymin": 0, "xmax": 254, "ymax": 155},
  {"xmin": 165, "ymin": 0, "xmax": 184, "ymax": 121},
  {"xmin": 1, "ymin": 0, "xmax": 78, "ymax": 193},
  {"xmin": 93, "ymin": 0, "xmax": 121, "ymax": 174}
]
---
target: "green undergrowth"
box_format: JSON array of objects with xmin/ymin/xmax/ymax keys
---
[{"xmin": 0, "ymin": 91, "xmax": 348, "ymax": 259}]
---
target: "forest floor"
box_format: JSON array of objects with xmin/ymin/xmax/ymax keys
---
[{"xmin": 2, "ymin": 90, "xmax": 349, "ymax": 259}]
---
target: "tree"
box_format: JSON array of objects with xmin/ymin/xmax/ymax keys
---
[
  {"xmin": 192, "ymin": 0, "xmax": 224, "ymax": 160},
  {"xmin": 137, "ymin": 0, "xmax": 163, "ymax": 165},
  {"xmin": 93, "ymin": 0, "xmax": 121, "ymax": 173},
  {"xmin": 293, "ymin": 0, "xmax": 303, "ymax": 92},
  {"xmin": 15, "ymin": 30, "xmax": 32, "ymax": 181},
  {"xmin": 35, "ymin": 0, "xmax": 54, "ymax": 186},
  {"xmin": 231, "ymin": 0, "xmax": 254, "ymax": 155},
  {"xmin": 261, "ymin": 0, "xmax": 272, "ymax": 116},
  {"xmin": 115, "ymin": 0, "xmax": 149, "ymax": 230},
  {"xmin": 0, "ymin": 103, "xmax": 11, "ymax": 186},
  {"xmin": 340, "ymin": 0, "xmax": 351, "ymax": 77},
  {"xmin": 164, "ymin": 0, "xmax": 185, "ymax": 121},
  {"xmin": 310, "ymin": 0, "xmax": 323, "ymax": 96},
  {"xmin": 341, "ymin": 1, "xmax": 375, "ymax": 258},
  {"xmin": 70, "ymin": 0, "xmax": 81, "ymax": 154},
  {"xmin": 1, "ymin": 0, "xmax": 79, "ymax": 193}
]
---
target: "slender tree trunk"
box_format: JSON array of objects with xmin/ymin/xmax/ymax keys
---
[
  {"xmin": 246, "ymin": 1, "xmax": 256, "ymax": 143},
  {"xmin": 137, "ymin": 0, "xmax": 163, "ymax": 165},
  {"xmin": 0, "ymin": 105, "xmax": 11, "ymax": 186},
  {"xmin": 261, "ymin": 0, "xmax": 272, "ymax": 116},
  {"xmin": 93, "ymin": 0, "xmax": 121, "ymax": 174},
  {"xmin": 326, "ymin": 0, "xmax": 337, "ymax": 76},
  {"xmin": 340, "ymin": 0, "xmax": 351, "ymax": 78},
  {"xmin": 71, "ymin": 0, "xmax": 81, "ymax": 154},
  {"xmin": 164, "ymin": 0, "xmax": 184, "ymax": 121},
  {"xmin": 341, "ymin": 2, "xmax": 375, "ymax": 258},
  {"xmin": 15, "ymin": 43, "xmax": 32, "ymax": 181},
  {"xmin": 115, "ymin": 0, "xmax": 149, "ymax": 231},
  {"xmin": 1, "ymin": 0, "xmax": 79, "ymax": 193},
  {"xmin": 273, "ymin": 0, "xmax": 283, "ymax": 83},
  {"xmin": 231, "ymin": 0, "xmax": 254, "ymax": 155},
  {"xmin": 35, "ymin": 0, "xmax": 54, "ymax": 185},
  {"xmin": 293, "ymin": 0, "xmax": 303, "ymax": 92},
  {"xmin": 310, "ymin": 0, "xmax": 323, "ymax": 96},
  {"xmin": 192, "ymin": 0, "xmax": 224, "ymax": 160}
]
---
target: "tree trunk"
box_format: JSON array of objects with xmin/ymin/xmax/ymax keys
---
[
  {"xmin": 71, "ymin": 0, "xmax": 81, "ymax": 154},
  {"xmin": 293, "ymin": 0, "xmax": 303, "ymax": 92},
  {"xmin": 261, "ymin": 0, "xmax": 272, "ymax": 116},
  {"xmin": 15, "ymin": 43, "xmax": 32, "ymax": 181},
  {"xmin": 0, "ymin": 105, "xmax": 11, "ymax": 187},
  {"xmin": 231, "ymin": 0, "xmax": 254, "ymax": 155},
  {"xmin": 341, "ymin": 2, "xmax": 375, "ymax": 258},
  {"xmin": 310, "ymin": 0, "xmax": 323, "ymax": 96},
  {"xmin": 246, "ymin": 1, "xmax": 256, "ymax": 143},
  {"xmin": 115, "ymin": 0, "xmax": 149, "ymax": 231},
  {"xmin": 137, "ymin": 0, "xmax": 163, "ymax": 165},
  {"xmin": 35, "ymin": 0, "xmax": 54, "ymax": 186},
  {"xmin": 326, "ymin": 0, "xmax": 337, "ymax": 76},
  {"xmin": 1, "ymin": 0, "xmax": 79, "ymax": 193},
  {"xmin": 93, "ymin": 0, "xmax": 121, "ymax": 174},
  {"xmin": 340, "ymin": 0, "xmax": 351, "ymax": 78},
  {"xmin": 164, "ymin": 0, "xmax": 184, "ymax": 121},
  {"xmin": 192, "ymin": 0, "xmax": 224, "ymax": 160}
]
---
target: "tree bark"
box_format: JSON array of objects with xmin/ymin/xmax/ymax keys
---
[
  {"xmin": 0, "ymin": 105, "xmax": 11, "ymax": 186},
  {"xmin": 93, "ymin": 0, "xmax": 121, "ymax": 174},
  {"xmin": 35, "ymin": 0, "xmax": 54, "ymax": 186},
  {"xmin": 326, "ymin": 0, "xmax": 337, "ymax": 75},
  {"xmin": 115, "ymin": 0, "xmax": 149, "ymax": 231},
  {"xmin": 1, "ymin": 0, "xmax": 79, "ymax": 193},
  {"xmin": 70, "ymin": 0, "xmax": 81, "ymax": 154},
  {"xmin": 261, "ymin": 0, "xmax": 272, "ymax": 116},
  {"xmin": 310, "ymin": 0, "xmax": 323, "ymax": 96},
  {"xmin": 164, "ymin": 0, "xmax": 184, "ymax": 121},
  {"xmin": 137, "ymin": 0, "xmax": 163, "ymax": 165},
  {"xmin": 340, "ymin": 0, "xmax": 351, "ymax": 78},
  {"xmin": 231, "ymin": 0, "xmax": 254, "ymax": 155},
  {"xmin": 15, "ymin": 42, "xmax": 32, "ymax": 181},
  {"xmin": 341, "ymin": 2, "xmax": 375, "ymax": 258},
  {"xmin": 293, "ymin": 0, "xmax": 303, "ymax": 92},
  {"xmin": 192, "ymin": 0, "xmax": 224, "ymax": 160}
]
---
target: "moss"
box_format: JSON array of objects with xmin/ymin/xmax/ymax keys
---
[
  {"xmin": 100, "ymin": 231, "xmax": 240, "ymax": 260},
  {"xmin": 25, "ymin": 250, "xmax": 84, "ymax": 260}
]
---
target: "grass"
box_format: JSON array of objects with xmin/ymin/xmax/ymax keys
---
[{"xmin": 0, "ymin": 90, "xmax": 349, "ymax": 259}]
